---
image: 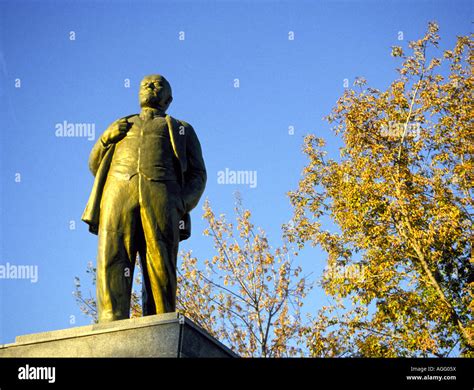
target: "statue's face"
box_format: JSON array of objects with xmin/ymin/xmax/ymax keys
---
[{"xmin": 139, "ymin": 75, "xmax": 172, "ymax": 110}]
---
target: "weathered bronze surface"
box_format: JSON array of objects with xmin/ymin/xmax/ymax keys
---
[{"xmin": 82, "ymin": 75, "xmax": 206, "ymax": 322}]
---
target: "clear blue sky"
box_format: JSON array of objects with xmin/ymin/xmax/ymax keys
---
[{"xmin": 0, "ymin": 0, "xmax": 472, "ymax": 344}]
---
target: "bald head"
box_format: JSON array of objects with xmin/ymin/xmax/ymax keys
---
[{"xmin": 139, "ymin": 74, "xmax": 173, "ymax": 112}]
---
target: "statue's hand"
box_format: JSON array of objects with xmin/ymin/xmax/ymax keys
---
[{"xmin": 101, "ymin": 118, "xmax": 131, "ymax": 146}]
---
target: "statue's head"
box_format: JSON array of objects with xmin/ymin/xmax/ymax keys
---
[{"xmin": 139, "ymin": 74, "xmax": 173, "ymax": 112}]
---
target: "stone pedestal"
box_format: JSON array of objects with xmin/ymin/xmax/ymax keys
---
[{"xmin": 0, "ymin": 312, "xmax": 237, "ymax": 357}]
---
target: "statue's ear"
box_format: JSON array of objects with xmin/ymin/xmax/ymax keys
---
[
  {"xmin": 164, "ymin": 96, "xmax": 173, "ymax": 112},
  {"xmin": 159, "ymin": 95, "xmax": 173, "ymax": 111}
]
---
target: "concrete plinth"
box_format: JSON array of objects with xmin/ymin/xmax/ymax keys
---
[{"xmin": 0, "ymin": 312, "xmax": 237, "ymax": 358}]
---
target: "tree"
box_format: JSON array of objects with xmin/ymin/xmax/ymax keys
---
[
  {"xmin": 75, "ymin": 195, "xmax": 311, "ymax": 357},
  {"xmin": 285, "ymin": 23, "xmax": 473, "ymax": 357}
]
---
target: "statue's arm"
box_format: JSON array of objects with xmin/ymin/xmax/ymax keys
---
[
  {"xmin": 88, "ymin": 116, "xmax": 133, "ymax": 176},
  {"xmin": 88, "ymin": 131, "xmax": 112, "ymax": 176},
  {"xmin": 181, "ymin": 122, "xmax": 207, "ymax": 212}
]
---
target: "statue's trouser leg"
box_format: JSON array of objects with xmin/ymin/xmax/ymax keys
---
[
  {"xmin": 97, "ymin": 175, "xmax": 140, "ymax": 323},
  {"xmin": 136, "ymin": 178, "xmax": 185, "ymax": 315}
]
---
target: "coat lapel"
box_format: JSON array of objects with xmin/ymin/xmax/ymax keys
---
[{"xmin": 166, "ymin": 115, "xmax": 187, "ymax": 173}]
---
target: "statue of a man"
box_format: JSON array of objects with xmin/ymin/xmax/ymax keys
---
[{"xmin": 82, "ymin": 74, "xmax": 207, "ymax": 323}]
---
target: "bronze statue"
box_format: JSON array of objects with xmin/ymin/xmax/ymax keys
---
[{"xmin": 82, "ymin": 74, "xmax": 207, "ymax": 323}]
